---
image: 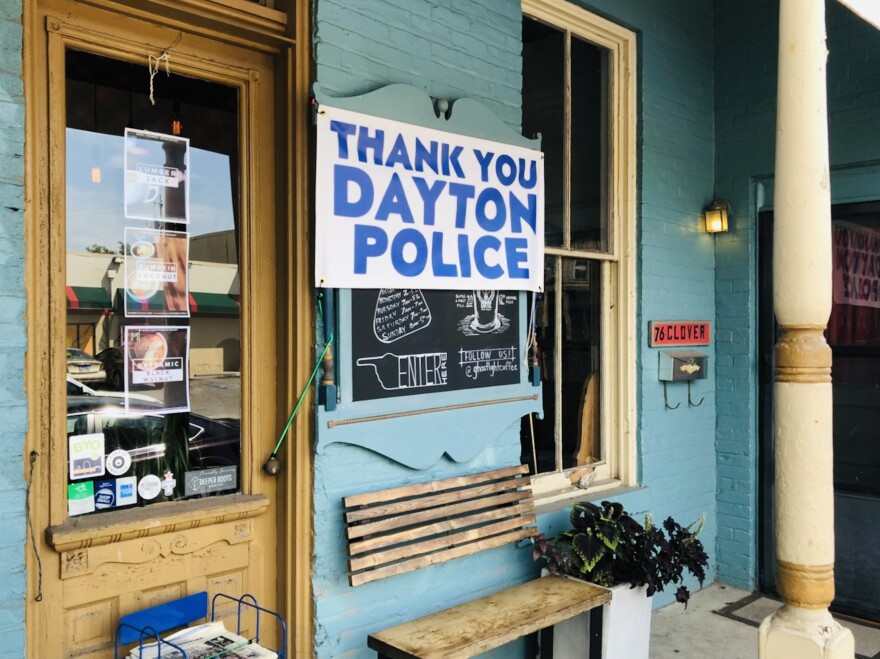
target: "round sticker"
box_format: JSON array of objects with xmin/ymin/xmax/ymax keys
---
[
  {"xmin": 106, "ymin": 449, "xmax": 132, "ymax": 476},
  {"xmin": 138, "ymin": 474, "xmax": 162, "ymax": 501},
  {"xmin": 94, "ymin": 483, "xmax": 116, "ymax": 509}
]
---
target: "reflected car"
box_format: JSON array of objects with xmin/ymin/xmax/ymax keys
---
[
  {"xmin": 66, "ymin": 347, "xmax": 106, "ymax": 383},
  {"xmin": 66, "ymin": 375, "xmax": 160, "ymax": 404},
  {"xmin": 94, "ymin": 346, "xmax": 125, "ymax": 390},
  {"xmin": 67, "ymin": 396, "xmax": 240, "ymax": 478}
]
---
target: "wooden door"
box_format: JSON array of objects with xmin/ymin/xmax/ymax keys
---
[{"xmin": 24, "ymin": 2, "xmax": 298, "ymax": 656}]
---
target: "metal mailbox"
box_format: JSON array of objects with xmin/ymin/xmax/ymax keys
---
[{"xmin": 658, "ymin": 350, "xmax": 708, "ymax": 381}]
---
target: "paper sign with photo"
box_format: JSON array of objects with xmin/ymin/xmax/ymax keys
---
[
  {"xmin": 123, "ymin": 326, "xmax": 191, "ymax": 413},
  {"xmin": 124, "ymin": 128, "xmax": 190, "ymax": 223},
  {"xmin": 124, "ymin": 227, "xmax": 190, "ymax": 317}
]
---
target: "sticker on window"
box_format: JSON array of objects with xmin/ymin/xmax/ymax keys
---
[
  {"xmin": 69, "ymin": 433, "xmax": 106, "ymax": 480},
  {"xmin": 67, "ymin": 481, "xmax": 95, "ymax": 516}
]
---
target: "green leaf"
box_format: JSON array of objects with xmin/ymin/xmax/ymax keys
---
[{"xmin": 572, "ymin": 530, "xmax": 606, "ymax": 573}]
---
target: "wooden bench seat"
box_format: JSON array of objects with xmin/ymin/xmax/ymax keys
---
[
  {"xmin": 367, "ymin": 574, "xmax": 610, "ymax": 659},
  {"xmin": 342, "ymin": 464, "xmax": 612, "ymax": 658}
]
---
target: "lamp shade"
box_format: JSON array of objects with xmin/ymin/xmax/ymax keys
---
[{"xmin": 704, "ymin": 200, "xmax": 730, "ymax": 233}]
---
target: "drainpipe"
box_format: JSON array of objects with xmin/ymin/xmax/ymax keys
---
[{"xmin": 758, "ymin": 1, "xmax": 855, "ymax": 657}]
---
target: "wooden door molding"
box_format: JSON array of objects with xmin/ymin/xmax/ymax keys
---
[{"xmin": 24, "ymin": 1, "xmax": 312, "ymax": 656}]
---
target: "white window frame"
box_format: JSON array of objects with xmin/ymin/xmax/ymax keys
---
[{"xmin": 522, "ymin": 0, "xmax": 637, "ymax": 507}]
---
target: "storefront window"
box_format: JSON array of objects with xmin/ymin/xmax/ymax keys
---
[
  {"xmin": 65, "ymin": 49, "xmax": 242, "ymax": 514},
  {"xmin": 520, "ymin": 3, "xmax": 636, "ymax": 487}
]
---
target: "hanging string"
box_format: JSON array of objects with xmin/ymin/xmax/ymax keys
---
[
  {"xmin": 26, "ymin": 451, "xmax": 43, "ymax": 602},
  {"xmin": 147, "ymin": 33, "xmax": 183, "ymax": 106},
  {"xmin": 148, "ymin": 52, "xmax": 170, "ymax": 106}
]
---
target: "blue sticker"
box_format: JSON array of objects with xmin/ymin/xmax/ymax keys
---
[{"xmin": 94, "ymin": 480, "xmax": 116, "ymax": 509}]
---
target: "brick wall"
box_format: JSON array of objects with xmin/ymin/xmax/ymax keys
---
[
  {"xmin": 712, "ymin": 0, "xmax": 778, "ymax": 591},
  {"xmin": 315, "ymin": 0, "xmax": 522, "ymax": 129},
  {"xmin": 313, "ymin": 4, "xmax": 719, "ymax": 655},
  {"xmin": 0, "ymin": 2, "xmax": 26, "ymax": 657},
  {"xmin": 579, "ymin": 0, "xmax": 719, "ymax": 606},
  {"xmin": 313, "ymin": 2, "xmax": 527, "ymax": 656}
]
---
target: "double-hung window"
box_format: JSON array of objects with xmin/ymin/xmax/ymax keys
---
[{"xmin": 521, "ymin": 0, "xmax": 637, "ymax": 500}]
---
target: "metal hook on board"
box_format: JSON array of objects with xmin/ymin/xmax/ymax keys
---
[
  {"xmin": 663, "ymin": 381, "xmax": 681, "ymax": 410},
  {"xmin": 688, "ymin": 381, "xmax": 704, "ymax": 407}
]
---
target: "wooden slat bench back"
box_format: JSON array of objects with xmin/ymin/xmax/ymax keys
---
[{"xmin": 342, "ymin": 464, "xmax": 538, "ymax": 587}]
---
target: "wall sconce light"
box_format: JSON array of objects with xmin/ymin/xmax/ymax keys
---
[{"xmin": 704, "ymin": 200, "xmax": 730, "ymax": 234}]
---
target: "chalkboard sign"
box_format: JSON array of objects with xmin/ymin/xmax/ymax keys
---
[{"xmin": 351, "ymin": 289, "xmax": 522, "ymax": 402}]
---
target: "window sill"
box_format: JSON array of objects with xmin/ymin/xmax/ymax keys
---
[
  {"xmin": 46, "ymin": 493, "xmax": 271, "ymax": 553},
  {"xmin": 532, "ymin": 477, "xmax": 642, "ymax": 516}
]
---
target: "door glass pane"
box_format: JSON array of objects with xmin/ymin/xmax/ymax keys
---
[
  {"xmin": 829, "ymin": 213, "xmax": 880, "ymax": 494},
  {"xmin": 65, "ymin": 49, "xmax": 242, "ymax": 514},
  {"xmin": 522, "ymin": 17, "xmax": 564, "ymax": 248}
]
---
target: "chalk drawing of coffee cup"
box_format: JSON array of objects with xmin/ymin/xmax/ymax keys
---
[{"xmin": 471, "ymin": 290, "xmax": 500, "ymax": 333}]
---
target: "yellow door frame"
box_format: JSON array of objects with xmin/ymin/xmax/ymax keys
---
[{"xmin": 23, "ymin": 1, "xmax": 313, "ymax": 656}]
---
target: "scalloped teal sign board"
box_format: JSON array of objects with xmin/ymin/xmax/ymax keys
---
[{"xmin": 313, "ymin": 85, "xmax": 543, "ymax": 469}]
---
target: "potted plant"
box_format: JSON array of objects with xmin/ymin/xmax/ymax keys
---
[{"xmin": 532, "ymin": 500, "xmax": 709, "ymax": 658}]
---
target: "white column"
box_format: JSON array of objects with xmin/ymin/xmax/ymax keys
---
[{"xmin": 759, "ymin": 1, "xmax": 854, "ymax": 657}]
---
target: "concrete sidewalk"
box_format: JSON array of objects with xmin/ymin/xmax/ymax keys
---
[{"xmin": 650, "ymin": 583, "xmax": 757, "ymax": 658}]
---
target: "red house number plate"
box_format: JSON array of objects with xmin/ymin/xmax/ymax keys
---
[{"xmin": 648, "ymin": 321, "xmax": 711, "ymax": 347}]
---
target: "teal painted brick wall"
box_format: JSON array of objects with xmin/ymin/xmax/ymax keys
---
[
  {"xmin": 712, "ymin": 0, "xmax": 777, "ymax": 590},
  {"xmin": 574, "ymin": 0, "xmax": 718, "ymax": 605},
  {"xmin": 315, "ymin": 0, "xmax": 522, "ymax": 129},
  {"xmin": 313, "ymin": 0, "xmax": 718, "ymax": 655},
  {"xmin": 314, "ymin": 2, "xmax": 528, "ymax": 655},
  {"xmin": 313, "ymin": 0, "xmax": 716, "ymax": 657},
  {"xmin": 0, "ymin": 2, "xmax": 26, "ymax": 658},
  {"xmin": 714, "ymin": 0, "xmax": 880, "ymax": 591}
]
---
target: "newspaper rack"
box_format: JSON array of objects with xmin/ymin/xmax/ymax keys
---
[{"xmin": 114, "ymin": 592, "xmax": 287, "ymax": 659}]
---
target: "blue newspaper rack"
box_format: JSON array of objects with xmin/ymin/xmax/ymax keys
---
[{"xmin": 114, "ymin": 592, "xmax": 287, "ymax": 659}]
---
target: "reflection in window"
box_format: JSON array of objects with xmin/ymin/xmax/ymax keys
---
[
  {"xmin": 521, "ymin": 15, "xmax": 609, "ymax": 476},
  {"xmin": 65, "ymin": 49, "xmax": 242, "ymax": 514},
  {"xmin": 828, "ymin": 208, "xmax": 880, "ymax": 495}
]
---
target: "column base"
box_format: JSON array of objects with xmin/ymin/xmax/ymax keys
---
[{"xmin": 759, "ymin": 605, "xmax": 854, "ymax": 659}]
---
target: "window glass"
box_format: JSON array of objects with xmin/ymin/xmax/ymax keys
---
[
  {"xmin": 523, "ymin": 257, "xmax": 601, "ymax": 473},
  {"xmin": 65, "ymin": 49, "xmax": 242, "ymax": 514},
  {"xmin": 520, "ymin": 15, "xmax": 610, "ymax": 477},
  {"xmin": 829, "ymin": 211, "xmax": 880, "ymax": 494},
  {"xmin": 522, "ymin": 18, "xmax": 564, "ymax": 248},
  {"xmin": 570, "ymin": 36, "xmax": 608, "ymax": 252}
]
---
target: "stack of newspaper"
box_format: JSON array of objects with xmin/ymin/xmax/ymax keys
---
[{"xmin": 126, "ymin": 620, "xmax": 278, "ymax": 659}]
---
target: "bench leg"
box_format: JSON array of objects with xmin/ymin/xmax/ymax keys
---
[
  {"xmin": 538, "ymin": 607, "xmax": 604, "ymax": 658},
  {"xmin": 589, "ymin": 606, "xmax": 604, "ymax": 657}
]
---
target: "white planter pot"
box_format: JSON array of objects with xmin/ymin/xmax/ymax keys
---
[{"xmin": 551, "ymin": 583, "xmax": 652, "ymax": 659}]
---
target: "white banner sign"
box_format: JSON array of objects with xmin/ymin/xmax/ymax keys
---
[
  {"xmin": 833, "ymin": 220, "xmax": 880, "ymax": 309},
  {"xmin": 315, "ymin": 105, "xmax": 544, "ymax": 291}
]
